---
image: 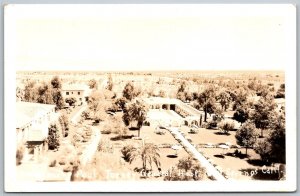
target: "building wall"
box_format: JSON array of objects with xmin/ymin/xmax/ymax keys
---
[
  {"xmin": 62, "ymin": 90, "xmax": 85, "ymax": 106},
  {"xmin": 16, "ymin": 107, "xmax": 57, "ymax": 163}
]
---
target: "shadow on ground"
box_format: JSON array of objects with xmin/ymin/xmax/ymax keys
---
[
  {"xmin": 110, "ymin": 135, "xmax": 134, "ymax": 141},
  {"xmin": 213, "ymin": 131, "xmax": 231, "ymax": 136},
  {"xmin": 166, "ymin": 155, "xmax": 178, "ymax": 158}
]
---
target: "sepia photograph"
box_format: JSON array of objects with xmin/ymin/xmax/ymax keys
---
[{"xmin": 4, "ymin": 4, "xmax": 296, "ymax": 192}]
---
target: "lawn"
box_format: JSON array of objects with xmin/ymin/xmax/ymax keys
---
[
  {"xmin": 178, "ymin": 125, "xmax": 281, "ymax": 180},
  {"xmin": 97, "ymin": 125, "xmax": 192, "ymax": 180}
]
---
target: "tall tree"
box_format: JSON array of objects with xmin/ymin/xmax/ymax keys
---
[
  {"xmin": 51, "ymin": 76, "xmax": 64, "ymax": 109},
  {"xmin": 47, "ymin": 123, "xmax": 61, "ymax": 150},
  {"xmin": 197, "ymin": 85, "xmax": 217, "ymax": 122},
  {"xmin": 268, "ymin": 110, "xmax": 286, "ymax": 163},
  {"xmin": 107, "ymin": 74, "xmax": 113, "ymax": 91},
  {"xmin": 232, "ymin": 88, "xmax": 248, "ymax": 111},
  {"xmin": 24, "ymin": 80, "xmax": 38, "ymax": 102},
  {"xmin": 235, "ymin": 121, "xmax": 257, "ymax": 156},
  {"xmin": 233, "ymin": 105, "xmax": 250, "ymax": 125},
  {"xmin": 251, "ymin": 94, "xmax": 277, "ymax": 137},
  {"xmin": 87, "ymin": 91, "xmax": 109, "ymax": 123},
  {"xmin": 51, "ymin": 76, "xmax": 62, "ymax": 89},
  {"xmin": 37, "ymin": 82, "xmax": 53, "ymax": 104},
  {"xmin": 128, "ymin": 143, "xmax": 161, "ymax": 172},
  {"xmin": 123, "ymin": 100, "xmax": 148, "ymax": 137},
  {"xmin": 122, "ymin": 82, "xmax": 140, "ymax": 101},
  {"xmin": 115, "ymin": 97, "xmax": 128, "ymax": 111},
  {"xmin": 217, "ymin": 90, "xmax": 231, "ymax": 111}
]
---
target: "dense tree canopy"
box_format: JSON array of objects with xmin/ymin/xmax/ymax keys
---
[
  {"xmin": 65, "ymin": 97, "xmax": 77, "ymax": 106},
  {"xmin": 251, "ymin": 94, "xmax": 277, "ymax": 137},
  {"xmin": 197, "ymin": 85, "xmax": 217, "ymax": 122},
  {"xmin": 88, "ymin": 79, "xmax": 98, "ymax": 89},
  {"xmin": 235, "ymin": 121, "xmax": 257, "ymax": 155},
  {"xmin": 122, "ymin": 82, "xmax": 141, "ymax": 101},
  {"xmin": 233, "ymin": 105, "xmax": 250, "ymax": 125},
  {"xmin": 122, "ymin": 100, "xmax": 148, "ymax": 137},
  {"xmin": 217, "ymin": 90, "xmax": 231, "ymax": 111}
]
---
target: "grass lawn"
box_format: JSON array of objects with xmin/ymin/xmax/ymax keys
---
[
  {"xmin": 97, "ymin": 125, "xmax": 197, "ymax": 181},
  {"xmin": 179, "ymin": 126, "xmax": 281, "ymax": 180}
]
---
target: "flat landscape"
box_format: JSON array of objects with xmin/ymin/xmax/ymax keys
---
[{"xmin": 16, "ymin": 70, "xmax": 286, "ymax": 182}]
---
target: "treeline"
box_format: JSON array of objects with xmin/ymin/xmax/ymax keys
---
[
  {"xmin": 17, "ymin": 76, "xmax": 65, "ymax": 109},
  {"xmin": 174, "ymin": 78, "xmax": 285, "ymax": 165}
]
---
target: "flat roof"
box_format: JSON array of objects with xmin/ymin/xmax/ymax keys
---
[{"xmin": 143, "ymin": 97, "xmax": 181, "ymax": 105}]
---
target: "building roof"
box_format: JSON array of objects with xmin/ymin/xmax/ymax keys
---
[
  {"xmin": 143, "ymin": 97, "xmax": 181, "ymax": 105},
  {"xmin": 16, "ymin": 102, "xmax": 56, "ymax": 129}
]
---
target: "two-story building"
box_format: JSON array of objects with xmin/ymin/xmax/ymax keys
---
[
  {"xmin": 61, "ymin": 84, "xmax": 91, "ymax": 106},
  {"xmin": 16, "ymin": 102, "xmax": 59, "ymax": 163}
]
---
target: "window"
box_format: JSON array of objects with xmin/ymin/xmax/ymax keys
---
[
  {"xmin": 66, "ymin": 92, "xmax": 69, "ymax": 95},
  {"xmin": 79, "ymin": 98, "xmax": 82, "ymax": 101},
  {"xmin": 78, "ymin": 92, "xmax": 80, "ymax": 95},
  {"xmin": 72, "ymin": 92, "xmax": 73, "ymax": 94}
]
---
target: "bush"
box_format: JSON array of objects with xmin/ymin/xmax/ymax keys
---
[
  {"xmin": 16, "ymin": 145, "xmax": 24, "ymax": 165},
  {"xmin": 49, "ymin": 159, "xmax": 57, "ymax": 167},
  {"xmin": 121, "ymin": 144, "xmax": 136, "ymax": 162},
  {"xmin": 98, "ymin": 138, "xmax": 114, "ymax": 153},
  {"xmin": 63, "ymin": 165, "xmax": 73, "ymax": 172},
  {"xmin": 101, "ymin": 124, "xmax": 112, "ymax": 134},
  {"xmin": 219, "ymin": 121, "xmax": 235, "ymax": 134},
  {"xmin": 189, "ymin": 128, "xmax": 198, "ymax": 134},
  {"xmin": 254, "ymin": 139, "xmax": 272, "ymax": 163},
  {"xmin": 81, "ymin": 110, "xmax": 91, "ymax": 120},
  {"xmin": 206, "ymin": 121, "xmax": 218, "ymax": 129}
]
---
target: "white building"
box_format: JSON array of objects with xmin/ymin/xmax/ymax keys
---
[
  {"xmin": 16, "ymin": 102, "xmax": 59, "ymax": 162},
  {"xmin": 61, "ymin": 84, "xmax": 91, "ymax": 106},
  {"xmin": 143, "ymin": 97, "xmax": 203, "ymax": 127}
]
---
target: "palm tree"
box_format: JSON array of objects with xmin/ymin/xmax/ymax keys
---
[
  {"xmin": 128, "ymin": 143, "xmax": 161, "ymax": 172},
  {"xmin": 123, "ymin": 100, "xmax": 148, "ymax": 137}
]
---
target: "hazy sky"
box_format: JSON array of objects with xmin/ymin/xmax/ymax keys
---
[{"xmin": 6, "ymin": 4, "xmax": 295, "ymax": 71}]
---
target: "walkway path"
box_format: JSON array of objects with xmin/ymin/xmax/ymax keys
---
[
  {"xmin": 80, "ymin": 126, "xmax": 101, "ymax": 166},
  {"xmin": 168, "ymin": 127, "xmax": 227, "ymax": 181},
  {"xmin": 70, "ymin": 106, "xmax": 87, "ymax": 125}
]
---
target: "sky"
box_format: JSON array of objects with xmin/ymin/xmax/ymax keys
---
[{"xmin": 5, "ymin": 4, "xmax": 295, "ymax": 71}]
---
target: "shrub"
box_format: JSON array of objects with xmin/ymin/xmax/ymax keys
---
[
  {"xmin": 63, "ymin": 165, "xmax": 73, "ymax": 172},
  {"xmin": 59, "ymin": 159, "xmax": 66, "ymax": 165},
  {"xmin": 101, "ymin": 124, "xmax": 112, "ymax": 134},
  {"xmin": 81, "ymin": 110, "xmax": 91, "ymax": 120},
  {"xmin": 16, "ymin": 145, "xmax": 24, "ymax": 165},
  {"xmin": 49, "ymin": 159, "xmax": 57, "ymax": 167},
  {"xmin": 189, "ymin": 128, "xmax": 198, "ymax": 134},
  {"xmin": 206, "ymin": 120, "xmax": 218, "ymax": 129},
  {"xmin": 121, "ymin": 144, "xmax": 136, "ymax": 162},
  {"xmin": 219, "ymin": 121, "xmax": 235, "ymax": 134},
  {"xmin": 98, "ymin": 138, "xmax": 114, "ymax": 153}
]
